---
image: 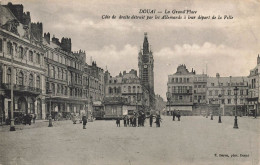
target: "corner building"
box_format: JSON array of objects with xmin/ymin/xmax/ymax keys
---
[{"xmin": 0, "ymin": 3, "xmax": 46, "ymax": 120}]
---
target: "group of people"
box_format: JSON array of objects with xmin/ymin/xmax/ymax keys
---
[
  {"xmin": 172, "ymin": 110, "xmax": 181, "ymax": 121},
  {"xmin": 116, "ymin": 111, "xmax": 162, "ymax": 128}
]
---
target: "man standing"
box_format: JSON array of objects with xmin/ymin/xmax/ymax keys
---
[
  {"xmin": 116, "ymin": 117, "xmax": 120, "ymax": 127},
  {"xmin": 172, "ymin": 110, "xmax": 176, "ymax": 121},
  {"xmin": 82, "ymin": 114, "xmax": 87, "ymax": 129},
  {"xmin": 123, "ymin": 116, "xmax": 127, "ymax": 127},
  {"xmin": 149, "ymin": 114, "xmax": 154, "ymax": 127},
  {"xmin": 177, "ymin": 110, "xmax": 181, "ymax": 121}
]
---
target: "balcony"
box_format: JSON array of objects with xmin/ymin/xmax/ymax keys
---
[{"xmin": 2, "ymin": 83, "xmax": 42, "ymax": 95}]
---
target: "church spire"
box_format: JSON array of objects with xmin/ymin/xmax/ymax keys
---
[{"xmin": 143, "ymin": 32, "xmax": 149, "ymax": 54}]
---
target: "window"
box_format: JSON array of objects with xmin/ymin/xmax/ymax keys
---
[
  {"xmin": 18, "ymin": 47, "xmax": 23, "ymax": 58},
  {"xmin": 228, "ymin": 90, "xmax": 231, "ymax": 95},
  {"xmin": 194, "ymin": 90, "xmax": 196, "ymax": 94},
  {"xmin": 187, "ymin": 78, "xmax": 189, "ymax": 83},
  {"xmin": 29, "ymin": 74, "xmax": 33, "ymax": 87},
  {"xmin": 61, "ymin": 86, "xmax": 64, "ymax": 94},
  {"xmin": 198, "ymin": 85, "xmax": 201, "ymax": 88},
  {"xmin": 194, "ymin": 96, "xmax": 197, "ymax": 100},
  {"xmin": 18, "ymin": 72, "xmax": 24, "ymax": 86},
  {"xmin": 211, "ymin": 83, "xmax": 214, "ymax": 86},
  {"xmin": 221, "ymin": 90, "xmax": 225, "ymax": 95},
  {"xmin": 128, "ymin": 86, "xmax": 131, "ymax": 93},
  {"xmin": 0, "ymin": 39, "xmax": 2, "ymax": 52},
  {"xmin": 180, "ymin": 78, "xmax": 182, "ymax": 83},
  {"xmin": 36, "ymin": 76, "xmax": 40, "ymax": 88},
  {"xmin": 228, "ymin": 99, "xmax": 231, "ymax": 104},
  {"xmin": 222, "ymin": 99, "xmax": 225, "ymax": 104},
  {"xmin": 209, "ymin": 91, "xmax": 212, "ymax": 96},
  {"xmin": 7, "ymin": 42, "xmax": 13, "ymax": 55},
  {"xmin": 194, "ymin": 85, "xmax": 197, "ymax": 88},
  {"xmin": 7, "ymin": 68, "xmax": 11, "ymax": 84},
  {"xmin": 240, "ymin": 99, "xmax": 243, "ymax": 104},
  {"xmin": 179, "ymin": 96, "xmax": 183, "ymax": 100},
  {"xmin": 52, "ymin": 83, "xmax": 55, "ymax": 94},
  {"xmin": 133, "ymin": 86, "xmax": 136, "ymax": 93},
  {"xmin": 29, "ymin": 51, "xmax": 33, "ymax": 62},
  {"xmin": 37, "ymin": 53, "xmax": 41, "ymax": 64},
  {"xmin": 240, "ymin": 90, "xmax": 243, "ymax": 96}
]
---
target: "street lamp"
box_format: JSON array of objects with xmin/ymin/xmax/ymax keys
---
[
  {"xmin": 10, "ymin": 49, "xmax": 15, "ymax": 131},
  {"xmin": 218, "ymin": 94, "xmax": 222, "ymax": 123},
  {"xmin": 47, "ymin": 90, "xmax": 53, "ymax": 127},
  {"xmin": 210, "ymin": 99, "xmax": 213, "ymax": 120},
  {"xmin": 233, "ymin": 86, "xmax": 239, "ymax": 129}
]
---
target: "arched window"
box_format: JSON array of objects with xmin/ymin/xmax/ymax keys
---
[
  {"xmin": 52, "ymin": 66, "xmax": 55, "ymax": 78},
  {"xmin": 137, "ymin": 86, "xmax": 140, "ymax": 93},
  {"xmin": 7, "ymin": 42, "xmax": 13, "ymax": 55},
  {"xmin": 133, "ymin": 86, "xmax": 136, "ymax": 93},
  {"xmin": 36, "ymin": 76, "xmax": 40, "ymax": 89},
  {"xmin": 128, "ymin": 96, "xmax": 131, "ymax": 103},
  {"xmin": 29, "ymin": 74, "xmax": 33, "ymax": 87},
  {"xmin": 29, "ymin": 51, "xmax": 33, "ymax": 62},
  {"xmin": 19, "ymin": 47, "xmax": 23, "ymax": 58},
  {"xmin": 128, "ymin": 86, "xmax": 131, "ymax": 93},
  {"xmin": 109, "ymin": 87, "xmax": 113, "ymax": 94},
  {"xmin": 7, "ymin": 68, "xmax": 11, "ymax": 84},
  {"xmin": 52, "ymin": 83, "xmax": 55, "ymax": 94},
  {"xmin": 114, "ymin": 87, "xmax": 117, "ymax": 94},
  {"xmin": 61, "ymin": 69, "xmax": 64, "ymax": 80},
  {"xmin": 18, "ymin": 72, "xmax": 24, "ymax": 86},
  {"xmin": 57, "ymin": 68, "xmax": 60, "ymax": 79},
  {"xmin": 37, "ymin": 53, "xmax": 41, "ymax": 64}
]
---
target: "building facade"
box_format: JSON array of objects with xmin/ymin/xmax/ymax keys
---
[
  {"xmin": 104, "ymin": 69, "xmax": 150, "ymax": 119},
  {"xmin": 192, "ymin": 74, "xmax": 208, "ymax": 115},
  {"xmin": 0, "ymin": 3, "xmax": 46, "ymax": 121},
  {"xmin": 43, "ymin": 34, "xmax": 88, "ymax": 119},
  {"xmin": 247, "ymin": 55, "xmax": 260, "ymax": 117},
  {"xmin": 167, "ymin": 65, "xmax": 195, "ymax": 115},
  {"xmin": 207, "ymin": 74, "xmax": 248, "ymax": 116}
]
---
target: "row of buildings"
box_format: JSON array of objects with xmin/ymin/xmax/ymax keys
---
[
  {"xmin": 0, "ymin": 3, "xmax": 157, "ymax": 122},
  {"xmin": 166, "ymin": 59, "xmax": 259, "ymax": 116},
  {"xmin": 0, "ymin": 3, "xmax": 106, "ymax": 121}
]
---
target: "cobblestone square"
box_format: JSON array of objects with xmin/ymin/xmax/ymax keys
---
[{"xmin": 0, "ymin": 116, "xmax": 259, "ymax": 165}]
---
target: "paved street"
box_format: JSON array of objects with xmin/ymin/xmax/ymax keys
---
[{"xmin": 0, "ymin": 116, "xmax": 259, "ymax": 165}]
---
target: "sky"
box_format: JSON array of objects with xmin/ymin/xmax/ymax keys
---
[{"xmin": 2, "ymin": 0, "xmax": 260, "ymax": 100}]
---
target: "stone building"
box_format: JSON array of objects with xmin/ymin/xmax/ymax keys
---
[
  {"xmin": 167, "ymin": 64, "xmax": 195, "ymax": 115},
  {"xmin": 104, "ymin": 69, "xmax": 150, "ymax": 119},
  {"xmin": 138, "ymin": 33, "xmax": 155, "ymax": 109},
  {"xmin": 0, "ymin": 3, "xmax": 46, "ymax": 121},
  {"xmin": 247, "ymin": 55, "xmax": 260, "ymax": 117},
  {"xmin": 207, "ymin": 74, "xmax": 248, "ymax": 116},
  {"xmin": 43, "ymin": 33, "xmax": 87, "ymax": 118},
  {"xmin": 192, "ymin": 74, "xmax": 208, "ymax": 115}
]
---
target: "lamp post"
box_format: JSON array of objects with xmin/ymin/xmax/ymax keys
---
[
  {"xmin": 218, "ymin": 94, "xmax": 222, "ymax": 123},
  {"xmin": 210, "ymin": 99, "xmax": 213, "ymax": 120},
  {"xmin": 233, "ymin": 86, "xmax": 239, "ymax": 129},
  {"xmin": 10, "ymin": 48, "xmax": 15, "ymax": 131},
  {"xmin": 48, "ymin": 90, "xmax": 53, "ymax": 127}
]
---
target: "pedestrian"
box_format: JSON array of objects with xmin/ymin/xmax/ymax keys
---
[
  {"xmin": 173, "ymin": 110, "xmax": 176, "ymax": 121},
  {"xmin": 72, "ymin": 114, "xmax": 77, "ymax": 124},
  {"xmin": 149, "ymin": 114, "xmax": 153, "ymax": 127},
  {"xmin": 82, "ymin": 114, "xmax": 87, "ymax": 129},
  {"xmin": 155, "ymin": 115, "xmax": 162, "ymax": 127},
  {"xmin": 123, "ymin": 116, "xmax": 127, "ymax": 127},
  {"xmin": 127, "ymin": 116, "xmax": 129, "ymax": 126},
  {"xmin": 116, "ymin": 117, "xmax": 120, "ymax": 127},
  {"xmin": 177, "ymin": 110, "xmax": 181, "ymax": 121},
  {"xmin": 133, "ymin": 117, "xmax": 137, "ymax": 127},
  {"xmin": 33, "ymin": 114, "xmax": 36, "ymax": 124}
]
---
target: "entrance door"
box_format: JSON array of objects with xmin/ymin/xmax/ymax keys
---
[{"xmin": 18, "ymin": 97, "xmax": 27, "ymax": 114}]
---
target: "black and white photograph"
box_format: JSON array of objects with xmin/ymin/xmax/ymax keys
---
[{"xmin": 0, "ymin": 0, "xmax": 259, "ymax": 165}]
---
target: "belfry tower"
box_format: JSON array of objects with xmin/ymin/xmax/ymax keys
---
[{"xmin": 138, "ymin": 33, "xmax": 155, "ymax": 108}]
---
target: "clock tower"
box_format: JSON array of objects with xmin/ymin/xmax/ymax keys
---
[{"xmin": 138, "ymin": 33, "xmax": 155, "ymax": 108}]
